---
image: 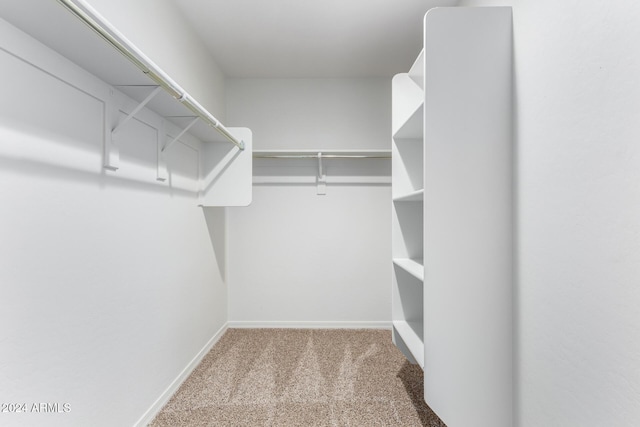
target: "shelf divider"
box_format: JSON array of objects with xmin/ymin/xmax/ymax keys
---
[
  {"xmin": 393, "ymin": 258, "xmax": 424, "ymax": 281},
  {"xmin": 408, "ymin": 49, "xmax": 425, "ymax": 89},
  {"xmin": 393, "ymin": 320, "xmax": 425, "ymax": 368},
  {"xmin": 393, "ymin": 189, "xmax": 424, "ymax": 203},
  {"xmin": 393, "ymin": 102, "xmax": 424, "ymax": 140}
]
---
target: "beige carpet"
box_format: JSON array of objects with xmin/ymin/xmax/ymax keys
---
[{"xmin": 150, "ymin": 329, "xmax": 446, "ymax": 426}]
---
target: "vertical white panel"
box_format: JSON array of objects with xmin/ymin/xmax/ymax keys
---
[
  {"xmin": 199, "ymin": 128, "xmax": 252, "ymax": 207},
  {"xmin": 391, "ymin": 74, "xmax": 423, "ymax": 137},
  {"xmin": 423, "ymin": 7, "xmax": 513, "ymax": 427}
]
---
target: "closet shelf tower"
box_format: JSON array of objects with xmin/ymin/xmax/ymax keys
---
[{"xmin": 391, "ymin": 7, "xmax": 513, "ymax": 427}]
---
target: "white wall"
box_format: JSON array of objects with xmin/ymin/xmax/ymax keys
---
[
  {"xmin": 455, "ymin": 1, "xmax": 640, "ymax": 426},
  {"xmin": 226, "ymin": 79, "xmax": 392, "ymax": 327},
  {"xmin": 226, "ymin": 79, "xmax": 391, "ymax": 150},
  {"xmin": 0, "ymin": 18, "xmax": 227, "ymax": 427}
]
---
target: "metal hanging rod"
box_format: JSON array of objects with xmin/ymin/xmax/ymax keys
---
[
  {"xmin": 57, "ymin": 0, "xmax": 244, "ymax": 150},
  {"xmin": 254, "ymin": 153, "xmax": 391, "ymax": 159}
]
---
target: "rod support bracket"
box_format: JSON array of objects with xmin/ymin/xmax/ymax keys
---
[
  {"xmin": 111, "ymin": 85, "xmax": 162, "ymax": 136},
  {"xmin": 162, "ymin": 117, "xmax": 199, "ymax": 153},
  {"xmin": 157, "ymin": 120, "xmax": 168, "ymax": 182},
  {"xmin": 103, "ymin": 89, "xmax": 120, "ymax": 171},
  {"xmin": 317, "ymin": 152, "xmax": 327, "ymax": 195}
]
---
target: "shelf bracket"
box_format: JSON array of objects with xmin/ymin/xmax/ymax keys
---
[
  {"xmin": 112, "ymin": 85, "xmax": 162, "ymax": 136},
  {"xmin": 162, "ymin": 117, "xmax": 199, "ymax": 153},
  {"xmin": 105, "ymin": 86, "xmax": 161, "ymax": 172},
  {"xmin": 157, "ymin": 120, "xmax": 168, "ymax": 182},
  {"xmin": 103, "ymin": 89, "xmax": 119, "ymax": 171},
  {"xmin": 316, "ymin": 152, "xmax": 327, "ymax": 195}
]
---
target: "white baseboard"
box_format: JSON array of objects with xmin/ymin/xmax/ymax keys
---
[
  {"xmin": 134, "ymin": 323, "xmax": 229, "ymax": 427},
  {"xmin": 227, "ymin": 320, "xmax": 392, "ymax": 330}
]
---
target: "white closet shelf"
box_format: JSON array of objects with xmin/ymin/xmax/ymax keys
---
[
  {"xmin": 57, "ymin": 0, "xmax": 243, "ymax": 149},
  {"xmin": 393, "ymin": 258, "xmax": 424, "ymax": 281},
  {"xmin": 408, "ymin": 49, "xmax": 425, "ymax": 89},
  {"xmin": 253, "ymin": 149, "xmax": 390, "ymax": 194},
  {"xmin": 392, "ymin": 320, "xmax": 424, "ymax": 368},
  {"xmin": 0, "ymin": 1, "xmax": 253, "ymax": 205},
  {"xmin": 114, "ymin": 86, "xmax": 240, "ymax": 145},
  {"xmin": 393, "ymin": 137, "xmax": 423, "ymax": 145},
  {"xmin": 393, "ymin": 189, "xmax": 424, "ymax": 202},
  {"xmin": 393, "ymin": 102, "xmax": 424, "ymax": 140},
  {"xmin": 253, "ymin": 150, "xmax": 391, "ymax": 159}
]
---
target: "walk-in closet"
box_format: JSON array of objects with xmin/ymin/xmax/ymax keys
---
[{"xmin": 1, "ymin": 1, "xmax": 639, "ymax": 426}]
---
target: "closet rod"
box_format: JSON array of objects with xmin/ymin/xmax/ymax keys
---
[
  {"xmin": 57, "ymin": 0, "xmax": 245, "ymax": 151},
  {"xmin": 254, "ymin": 154, "xmax": 391, "ymax": 159}
]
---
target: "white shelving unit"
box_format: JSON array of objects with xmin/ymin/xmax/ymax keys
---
[
  {"xmin": 391, "ymin": 7, "xmax": 513, "ymax": 427},
  {"xmin": 391, "ymin": 48, "xmax": 425, "ymax": 369}
]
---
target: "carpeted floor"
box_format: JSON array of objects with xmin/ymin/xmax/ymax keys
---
[{"xmin": 149, "ymin": 329, "xmax": 446, "ymax": 426}]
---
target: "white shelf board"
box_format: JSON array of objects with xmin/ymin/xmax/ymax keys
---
[
  {"xmin": 393, "ymin": 102, "xmax": 424, "ymax": 140},
  {"xmin": 393, "ymin": 137, "xmax": 423, "ymax": 145},
  {"xmin": 253, "ymin": 149, "xmax": 391, "ymax": 158},
  {"xmin": 393, "ymin": 189, "xmax": 424, "ymax": 202},
  {"xmin": 393, "ymin": 258, "xmax": 424, "ymax": 281},
  {"xmin": 199, "ymin": 128, "xmax": 252, "ymax": 207},
  {"xmin": 393, "ymin": 320, "xmax": 424, "ymax": 368},
  {"xmin": 0, "ymin": 2, "xmax": 235, "ymax": 147},
  {"xmin": 408, "ymin": 49, "xmax": 425, "ymax": 89},
  {"xmin": 392, "ymin": 73, "xmax": 423, "ymax": 136}
]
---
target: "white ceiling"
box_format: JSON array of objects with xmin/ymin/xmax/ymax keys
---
[
  {"xmin": 0, "ymin": 0, "xmax": 457, "ymax": 81},
  {"xmin": 173, "ymin": 0, "xmax": 458, "ymax": 78}
]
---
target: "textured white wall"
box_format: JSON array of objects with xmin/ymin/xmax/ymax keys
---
[
  {"xmin": 227, "ymin": 183, "xmax": 391, "ymax": 326},
  {"xmin": 0, "ymin": 18, "xmax": 227, "ymax": 427},
  {"xmin": 226, "ymin": 79, "xmax": 390, "ymax": 150},
  {"xmin": 455, "ymin": 1, "xmax": 640, "ymax": 426},
  {"xmin": 226, "ymin": 78, "xmax": 391, "ymax": 326}
]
